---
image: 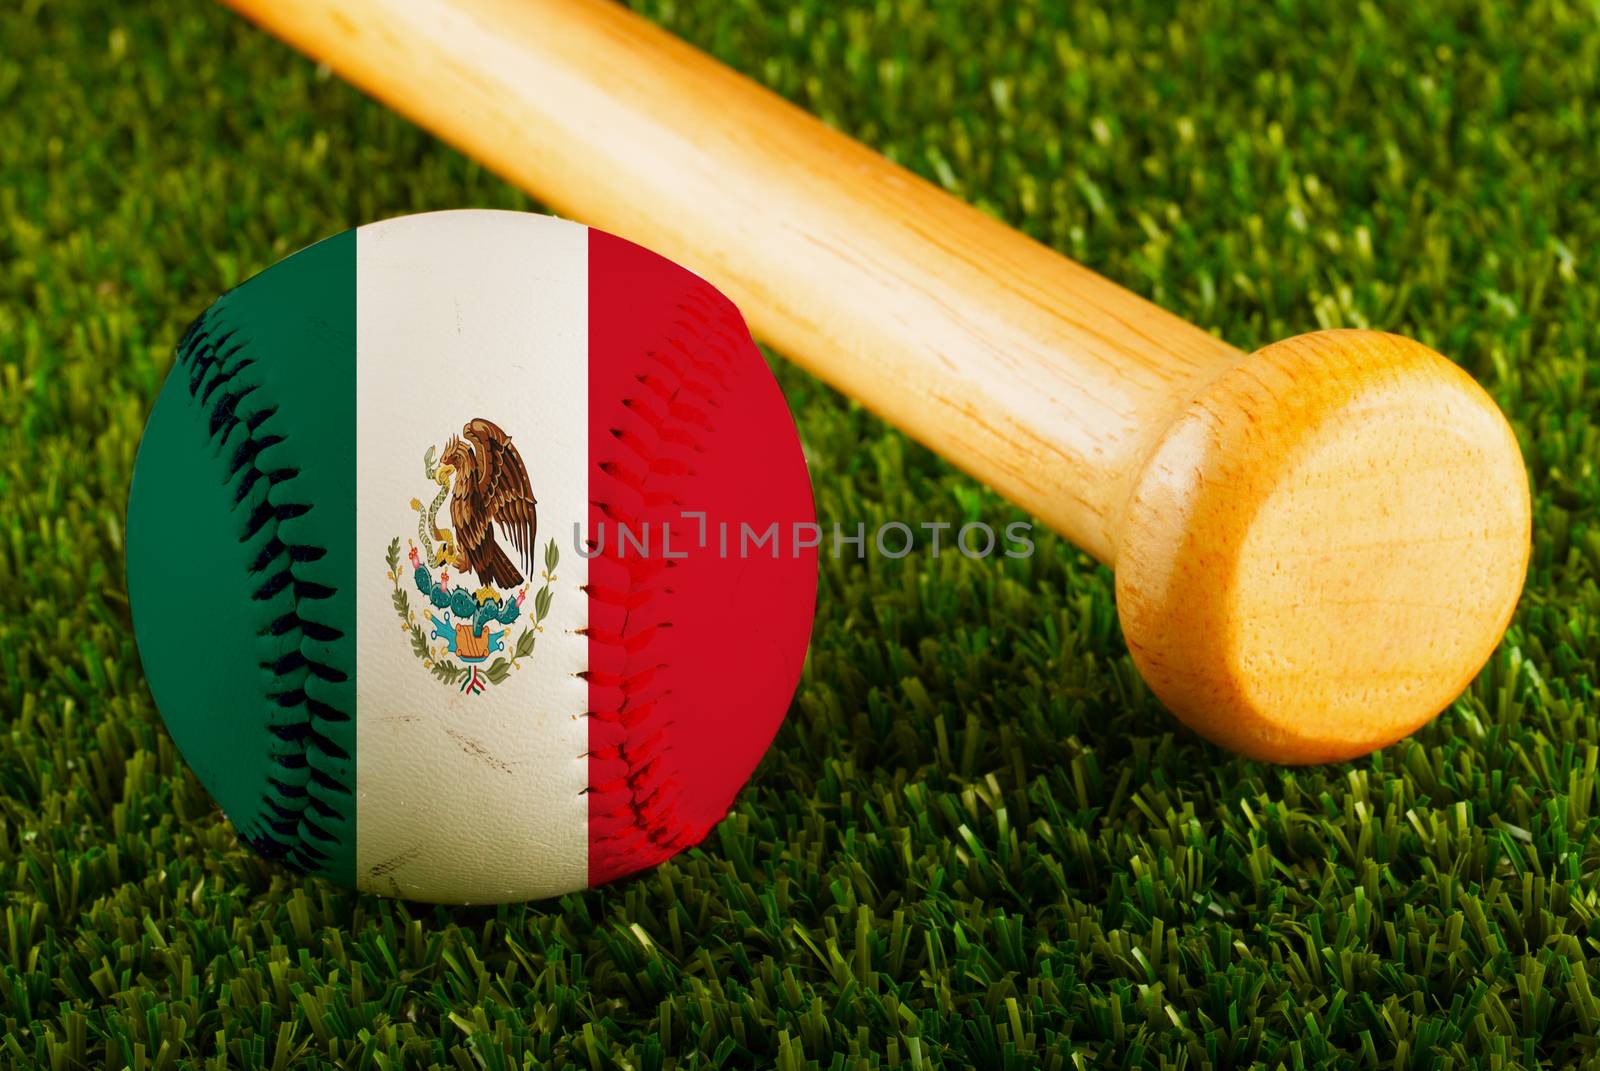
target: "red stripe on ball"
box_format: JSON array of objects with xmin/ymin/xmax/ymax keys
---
[{"xmin": 586, "ymin": 229, "xmax": 817, "ymax": 887}]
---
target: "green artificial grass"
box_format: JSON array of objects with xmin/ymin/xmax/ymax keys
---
[{"xmin": 2, "ymin": 0, "xmax": 1598, "ymax": 1066}]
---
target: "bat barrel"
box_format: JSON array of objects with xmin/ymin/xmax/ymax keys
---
[{"xmin": 1114, "ymin": 330, "xmax": 1529, "ymax": 762}]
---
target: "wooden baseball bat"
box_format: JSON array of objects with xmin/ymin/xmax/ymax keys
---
[{"xmin": 219, "ymin": 0, "xmax": 1531, "ymax": 763}]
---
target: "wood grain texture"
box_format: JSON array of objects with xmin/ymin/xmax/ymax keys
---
[
  {"xmin": 219, "ymin": 0, "xmax": 1531, "ymax": 762},
  {"xmin": 219, "ymin": 0, "xmax": 1242, "ymax": 565},
  {"xmin": 1116, "ymin": 331, "xmax": 1529, "ymax": 762}
]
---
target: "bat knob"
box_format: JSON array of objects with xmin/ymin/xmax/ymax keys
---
[{"xmin": 1113, "ymin": 329, "xmax": 1530, "ymax": 763}]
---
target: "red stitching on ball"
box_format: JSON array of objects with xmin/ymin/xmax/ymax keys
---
[
  {"xmin": 585, "ymin": 276, "xmax": 753, "ymax": 874},
  {"xmin": 585, "ymin": 697, "xmax": 658, "ymax": 729},
  {"xmin": 643, "ymin": 361, "xmax": 719, "ymax": 407},
  {"xmin": 581, "ymin": 583, "xmax": 660, "ymax": 611},
  {"xmin": 579, "ymin": 664, "xmax": 665, "ymax": 691},
  {"xmin": 581, "ymin": 623, "xmax": 670, "ymax": 652},
  {"xmin": 597, "ymin": 460, "xmax": 643, "ymax": 492},
  {"xmin": 653, "ymin": 343, "xmax": 731, "ymax": 391}
]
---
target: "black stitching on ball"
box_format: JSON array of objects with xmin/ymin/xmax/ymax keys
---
[{"xmin": 174, "ymin": 305, "xmax": 354, "ymax": 874}]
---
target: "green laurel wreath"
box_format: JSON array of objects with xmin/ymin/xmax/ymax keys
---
[{"xmin": 384, "ymin": 537, "xmax": 559, "ymax": 689}]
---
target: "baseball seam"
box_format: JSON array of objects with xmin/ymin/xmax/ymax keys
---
[
  {"xmin": 176, "ymin": 308, "xmax": 354, "ymax": 875},
  {"xmin": 584, "ymin": 279, "xmax": 743, "ymax": 876}
]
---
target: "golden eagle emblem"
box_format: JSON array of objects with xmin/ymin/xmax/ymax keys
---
[
  {"xmin": 385, "ymin": 417, "xmax": 559, "ymax": 696},
  {"xmin": 437, "ymin": 418, "xmax": 539, "ymax": 596}
]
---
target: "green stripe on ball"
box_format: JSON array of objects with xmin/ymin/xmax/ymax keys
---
[{"xmin": 127, "ymin": 230, "xmax": 358, "ymax": 886}]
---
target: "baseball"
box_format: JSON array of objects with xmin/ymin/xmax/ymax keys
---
[{"xmin": 126, "ymin": 209, "xmax": 818, "ymax": 903}]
